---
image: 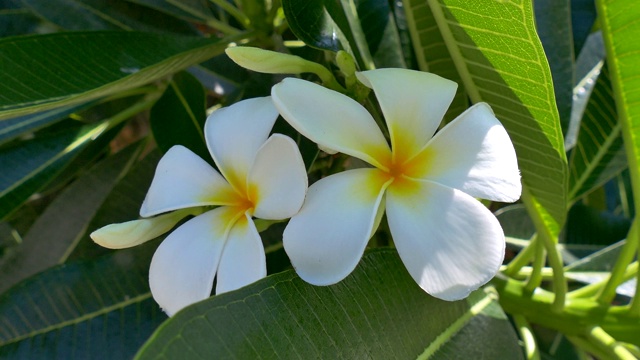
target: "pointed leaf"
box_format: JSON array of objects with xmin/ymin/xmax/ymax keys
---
[
  {"xmin": 0, "ymin": 31, "xmax": 248, "ymax": 120},
  {"xmin": 135, "ymin": 250, "xmax": 523, "ymax": 359}
]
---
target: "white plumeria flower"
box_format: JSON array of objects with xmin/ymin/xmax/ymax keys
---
[
  {"xmin": 271, "ymin": 69, "xmax": 521, "ymax": 301},
  {"xmin": 92, "ymin": 97, "xmax": 307, "ymax": 316}
]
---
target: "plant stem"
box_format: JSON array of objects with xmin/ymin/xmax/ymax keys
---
[
  {"xmin": 585, "ymin": 326, "xmax": 637, "ymax": 360},
  {"xmin": 513, "ymin": 314, "xmax": 540, "ymax": 360},
  {"xmin": 208, "ymin": 0, "xmax": 251, "ymax": 28},
  {"xmin": 596, "ymin": 220, "xmax": 638, "ymax": 305},
  {"xmin": 521, "ymin": 186, "xmax": 567, "ymax": 312},
  {"xmin": 524, "ymin": 240, "xmax": 545, "ymax": 293},
  {"xmin": 503, "ymin": 234, "xmax": 539, "ymax": 277},
  {"xmin": 567, "ymin": 262, "xmax": 638, "ymax": 299}
]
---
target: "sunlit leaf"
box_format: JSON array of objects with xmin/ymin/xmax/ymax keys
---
[
  {"xmin": 0, "ymin": 143, "xmax": 142, "ymax": 293},
  {"xmin": 413, "ymin": 0, "xmax": 568, "ymax": 237},
  {"xmin": 401, "ymin": 0, "xmax": 468, "ymax": 122},
  {"xmin": 136, "ymin": 250, "xmax": 523, "ymax": 359},
  {"xmin": 597, "ymin": 0, "xmax": 640, "ymax": 219},
  {"xmin": 0, "ymin": 31, "xmax": 248, "ymax": 120}
]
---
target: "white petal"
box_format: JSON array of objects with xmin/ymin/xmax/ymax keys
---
[
  {"xmin": 283, "ymin": 168, "xmax": 389, "ymax": 286},
  {"xmin": 356, "ymin": 69, "xmax": 457, "ymax": 162},
  {"xmin": 149, "ymin": 207, "xmax": 240, "ymax": 316},
  {"xmin": 205, "ymin": 97, "xmax": 278, "ymax": 192},
  {"xmin": 405, "ymin": 103, "xmax": 521, "ymax": 202},
  {"xmin": 140, "ymin": 145, "xmax": 238, "ymax": 217},
  {"xmin": 272, "ymin": 77, "xmax": 391, "ymax": 169},
  {"xmin": 386, "ymin": 180, "xmax": 505, "ymax": 301},
  {"xmin": 90, "ymin": 208, "xmax": 195, "ymax": 249},
  {"xmin": 249, "ymin": 134, "xmax": 308, "ymax": 220},
  {"xmin": 215, "ymin": 213, "xmax": 267, "ymax": 294}
]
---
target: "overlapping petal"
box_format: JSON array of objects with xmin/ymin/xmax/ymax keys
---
[
  {"xmin": 404, "ymin": 103, "xmax": 521, "ymax": 202},
  {"xmin": 205, "ymin": 96, "xmax": 279, "ymax": 192},
  {"xmin": 140, "ymin": 145, "xmax": 238, "ymax": 217},
  {"xmin": 385, "ymin": 179, "xmax": 505, "ymax": 301},
  {"xmin": 215, "ymin": 213, "xmax": 266, "ymax": 294},
  {"xmin": 283, "ymin": 168, "xmax": 390, "ymax": 286},
  {"xmin": 271, "ymin": 77, "xmax": 391, "ymax": 169},
  {"xmin": 148, "ymin": 207, "xmax": 240, "ymax": 316},
  {"xmin": 356, "ymin": 69, "xmax": 457, "ymax": 162},
  {"xmin": 249, "ymin": 134, "xmax": 308, "ymax": 220}
]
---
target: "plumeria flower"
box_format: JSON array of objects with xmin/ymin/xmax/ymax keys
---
[
  {"xmin": 271, "ymin": 69, "xmax": 521, "ymax": 301},
  {"xmin": 91, "ymin": 97, "xmax": 307, "ymax": 315}
]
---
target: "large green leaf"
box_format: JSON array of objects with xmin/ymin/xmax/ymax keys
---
[
  {"xmin": 597, "ymin": 0, "xmax": 640, "ymax": 221},
  {"xmin": 568, "ymin": 64, "xmax": 627, "ymax": 201},
  {"xmin": 0, "ymin": 143, "xmax": 142, "ymax": 293},
  {"xmin": 0, "ymin": 31, "xmax": 248, "ymax": 120},
  {"xmin": 401, "ymin": 0, "xmax": 468, "ymax": 122},
  {"xmin": 0, "ymin": 242, "xmax": 167, "ymax": 359},
  {"xmin": 534, "ymin": 0, "xmax": 574, "ymax": 135},
  {"xmin": 149, "ymin": 71, "xmax": 208, "ymax": 160},
  {"xmin": 412, "ymin": 0, "xmax": 568, "ymax": 237},
  {"xmin": 135, "ymin": 250, "xmax": 523, "ymax": 359}
]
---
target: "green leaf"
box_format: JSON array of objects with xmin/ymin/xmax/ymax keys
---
[
  {"xmin": 571, "ymin": 0, "xmax": 597, "ymax": 56},
  {"xmin": 150, "ymin": 71, "xmax": 208, "ymax": 159},
  {"xmin": 0, "ymin": 123, "xmax": 107, "ymax": 220},
  {"xmin": 534, "ymin": 0, "xmax": 575, "ymax": 135},
  {"xmin": 23, "ymin": 0, "xmax": 198, "ymax": 34},
  {"xmin": 0, "ymin": 142, "xmax": 142, "ymax": 293},
  {"xmin": 68, "ymin": 149, "xmax": 162, "ymax": 261},
  {"xmin": 355, "ymin": 0, "xmax": 406, "ymax": 68},
  {"xmin": 0, "ymin": 242, "xmax": 167, "ymax": 358},
  {"xmin": 0, "ymin": 101, "xmax": 95, "ymax": 145},
  {"xmin": 401, "ymin": 0, "xmax": 468, "ymax": 122},
  {"xmin": 125, "ymin": 0, "xmax": 215, "ymax": 23},
  {"xmin": 417, "ymin": 0, "xmax": 568, "ymax": 236},
  {"xmin": 135, "ymin": 250, "xmax": 523, "ymax": 359},
  {"xmin": 0, "ymin": 31, "xmax": 248, "ymax": 120},
  {"xmin": 568, "ymin": 64, "xmax": 627, "ymax": 201},
  {"xmin": 596, "ymin": 0, "xmax": 640, "ymax": 222},
  {"xmin": 282, "ymin": 0, "xmax": 374, "ymax": 70},
  {"xmin": 0, "ymin": 4, "xmax": 42, "ymax": 37}
]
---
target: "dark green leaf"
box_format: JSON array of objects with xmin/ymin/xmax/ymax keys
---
[
  {"xmin": 0, "ymin": 3, "xmax": 42, "ymax": 37},
  {"xmin": 0, "ymin": 31, "xmax": 249, "ymax": 120},
  {"xmin": 23, "ymin": 0, "xmax": 198, "ymax": 34},
  {"xmin": 68, "ymin": 149, "xmax": 162, "ymax": 261},
  {"xmin": 571, "ymin": 0, "xmax": 597, "ymax": 56},
  {"xmin": 282, "ymin": 0, "xmax": 374, "ymax": 70},
  {"xmin": 136, "ymin": 249, "xmax": 522, "ymax": 359},
  {"xmin": 150, "ymin": 71, "xmax": 208, "ymax": 159},
  {"xmin": 355, "ymin": 0, "xmax": 406, "ymax": 68},
  {"xmin": 125, "ymin": 0, "xmax": 214, "ymax": 23},
  {"xmin": 568, "ymin": 64, "xmax": 627, "ymax": 201},
  {"xmin": 0, "ymin": 242, "xmax": 167, "ymax": 359},
  {"xmin": 0, "ymin": 101, "xmax": 95, "ymax": 145},
  {"xmin": 534, "ymin": 0, "xmax": 575, "ymax": 135},
  {"xmin": 0, "ymin": 123, "xmax": 107, "ymax": 220},
  {"xmin": 0, "ymin": 142, "xmax": 142, "ymax": 293},
  {"xmin": 565, "ymin": 203, "xmax": 631, "ymax": 246}
]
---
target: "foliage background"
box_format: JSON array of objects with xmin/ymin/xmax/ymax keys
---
[{"xmin": 0, "ymin": 0, "xmax": 638, "ymax": 358}]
